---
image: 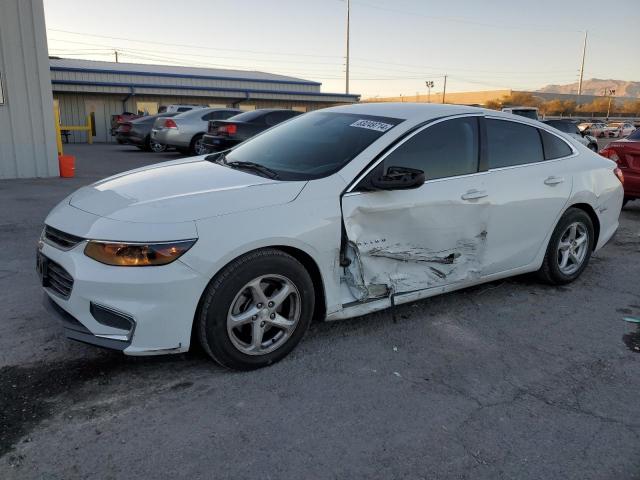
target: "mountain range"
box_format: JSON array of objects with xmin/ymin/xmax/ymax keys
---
[{"xmin": 538, "ymin": 78, "xmax": 640, "ymax": 98}]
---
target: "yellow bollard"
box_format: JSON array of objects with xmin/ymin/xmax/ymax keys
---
[
  {"xmin": 87, "ymin": 114, "xmax": 93, "ymax": 145},
  {"xmin": 53, "ymin": 105, "xmax": 63, "ymax": 156}
]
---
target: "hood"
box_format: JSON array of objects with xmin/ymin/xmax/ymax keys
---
[{"xmin": 69, "ymin": 158, "xmax": 306, "ymax": 223}]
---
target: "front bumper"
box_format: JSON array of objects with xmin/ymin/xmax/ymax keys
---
[
  {"xmin": 39, "ymin": 240, "xmax": 209, "ymax": 355},
  {"xmin": 43, "ymin": 294, "xmax": 132, "ymax": 351}
]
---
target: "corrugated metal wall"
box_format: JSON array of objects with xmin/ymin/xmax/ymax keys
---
[
  {"xmin": 54, "ymin": 92, "xmax": 342, "ymax": 143},
  {"xmin": 0, "ymin": 0, "xmax": 58, "ymax": 178}
]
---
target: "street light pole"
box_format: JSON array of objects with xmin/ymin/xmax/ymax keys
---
[
  {"xmin": 442, "ymin": 75, "xmax": 448, "ymax": 104},
  {"xmin": 345, "ymin": 0, "xmax": 350, "ymax": 94},
  {"xmin": 425, "ymin": 81, "xmax": 434, "ymax": 103}
]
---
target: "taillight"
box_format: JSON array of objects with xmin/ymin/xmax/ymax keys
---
[
  {"xmin": 599, "ymin": 148, "xmax": 620, "ymax": 162},
  {"xmin": 614, "ymin": 167, "xmax": 624, "ymax": 185},
  {"xmin": 217, "ymin": 124, "xmax": 237, "ymax": 136},
  {"xmin": 164, "ymin": 119, "xmax": 177, "ymax": 129}
]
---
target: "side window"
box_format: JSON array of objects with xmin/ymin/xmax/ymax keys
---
[
  {"xmin": 486, "ymin": 119, "xmax": 544, "ymax": 168},
  {"xmin": 177, "ymin": 107, "xmax": 191, "ymax": 112},
  {"xmin": 382, "ymin": 117, "xmax": 479, "ymax": 180},
  {"xmin": 265, "ymin": 111, "xmax": 295, "ymax": 126},
  {"xmin": 540, "ymin": 130, "xmax": 573, "ymax": 160}
]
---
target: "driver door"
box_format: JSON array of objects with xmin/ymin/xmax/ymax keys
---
[{"xmin": 341, "ymin": 116, "xmax": 490, "ymax": 298}]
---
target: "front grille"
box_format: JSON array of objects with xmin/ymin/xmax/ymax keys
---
[
  {"xmin": 41, "ymin": 256, "xmax": 74, "ymax": 299},
  {"xmin": 44, "ymin": 225, "xmax": 83, "ymax": 250}
]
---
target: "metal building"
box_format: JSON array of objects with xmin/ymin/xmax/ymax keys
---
[
  {"xmin": 50, "ymin": 58, "xmax": 360, "ymax": 143},
  {"xmin": 0, "ymin": 0, "xmax": 58, "ymax": 179}
]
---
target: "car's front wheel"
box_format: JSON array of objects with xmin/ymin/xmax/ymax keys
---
[
  {"xmin": 537, "ymin": 208, "xmax": 594, "ymax": 285},
  {"xmin": 197, "ymin": 249, "xmax": 315, "ymax": 370}
]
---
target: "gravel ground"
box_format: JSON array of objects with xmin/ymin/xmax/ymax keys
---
[{"xmin": 1, "ymin": 143, "xmax": 639, "ymax": 480}]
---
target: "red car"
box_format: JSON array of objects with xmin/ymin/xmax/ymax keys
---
[{"xmin": 600, "ymin": 128, "xmax": 640, "ymax": 206}]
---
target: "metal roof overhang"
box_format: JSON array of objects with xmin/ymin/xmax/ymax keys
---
[{"xmin": 50, "ymin": 79, "xmax": 360, "ymax": 103}]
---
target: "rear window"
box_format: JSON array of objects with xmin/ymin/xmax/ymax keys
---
[
  {"xmin": 228, "ymin": 110, "xmax": 269, "ymax": 122},
  {"xmin": 510, "ymin": 109, "xmax": 538, "ymax": 120},
  {"xmin": 220, "ymin": 112, "xmax": 403, "ymax": 180},
  {"xmin": 544, "ymin": 120, "xmax": 579, "ymax": 135}
]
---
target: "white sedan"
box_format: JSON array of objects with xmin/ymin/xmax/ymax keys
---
[{"xmin": 39, "ymin": 103, "xmax": 624, "ymax": 370}]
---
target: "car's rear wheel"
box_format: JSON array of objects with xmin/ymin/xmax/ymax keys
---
[
  {"xmin": 197, "ymin": 249, "xmax": 314, "ymax": 370},
  {"xmin": 189, "ymin": 134, "xmax": 208, "ymax": 156},
  {"xmin": 537, "ymin": 208, "xmax": 594, "ymax": 285}
]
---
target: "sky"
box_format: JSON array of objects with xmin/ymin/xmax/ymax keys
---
[{"xmin": 43, "ymin": 0, "xmax": 640, "ymax": 98}]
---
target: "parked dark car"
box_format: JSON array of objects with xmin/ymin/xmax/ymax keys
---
[
  {"xmin": 111, "ymin": 112, "xmax": 142, "ymax": 138},
  {"xmin": 202, "ymin": 109, "xmax": 302, "ymax": 152},
  {"xmin": 116, "ymin": 113, "xmax": 179, "ymax": 152},
  {"xmin": 600, "ymin": 128, "xmax": 640, "ymax": 206}
]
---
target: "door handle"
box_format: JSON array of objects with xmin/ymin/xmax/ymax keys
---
[
  {"xmin": 544, "ymin": 176, "xmax": 565, "ymax": 186},
  {"xmin": 461, "ymin": 189, "xmax": 488, "ymax": 201}
]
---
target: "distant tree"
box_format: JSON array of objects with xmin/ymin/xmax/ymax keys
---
[
  {"xmin": 484, "ymin": 99, "xmax": 502, "ymax": 110},
  {"xmin": 501, "ymin": 92, "xmax": 539, "ymax": 107},
  {"xmin": 621, "ymin": 100, "xmax": 640, "ymax": 116},
  {"xmin": 540, "ymin": 100, "xmax": 575, "ymax": 116},
  {"xmin": 578, "ymin": 97, "xmax": 617, "ymax": 116}
]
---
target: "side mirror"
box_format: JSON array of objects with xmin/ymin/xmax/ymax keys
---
[{"xmin": 370, "ymin": 166, "xmax": 425, "ymax": 190}]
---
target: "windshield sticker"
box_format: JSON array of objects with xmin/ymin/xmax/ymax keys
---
[{"xmin": 350, "ymin": 119, "xmax": 394, "ymax": 132}]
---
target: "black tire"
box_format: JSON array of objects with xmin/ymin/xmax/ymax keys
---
[
  {"xmin": 537, "ymin": 208, "xmax": 594, "ymax": 285},
  {"xmin": 189, "ymin": 133, "xmax": 206, "ymax": 156},
  {"xmin": 623, "ymin": 198, "xmax": 631, "ymax": 207},
  {"xmin": 146, "ymin": 136, "xmax": 167, "ymax": 153},
  {"xmin": 197, "ymin": 249, "xmax": 315, "ymax": 370},
  {"xmin": 176, "ymin": 147, "xmax": 189, "ymax": 155}
]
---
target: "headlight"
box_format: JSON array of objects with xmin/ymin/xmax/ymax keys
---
[{"xmin": 84, "ymin": 239, "xmax": 196, "ymax": 266}]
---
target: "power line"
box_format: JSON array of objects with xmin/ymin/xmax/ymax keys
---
[{"xmin": 47, "ymin": 28, "xmax": 344, "ymax": 59}]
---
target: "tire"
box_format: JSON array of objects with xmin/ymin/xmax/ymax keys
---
[
  {"xmin": 623, "ymin": 198, "xmax": 631, "ymax": 207},
  {"xmin": 588, "ymin": 143, "xmax": 598, "ymax": 152},
  {"xmin": 197, "ymin": 249, "xmax": 315, "ymax": 370},
  {"xmin": 189, "ymin": 134, "xmax": 208, "ymax": 156},
  {"xmin": 176, "ymin": 147, "xmax": 189, "ymax": 155},
  {"xmin": 147, "ymin": 137, "xmax": 167, "ymax": 153},
  {"xmin": 537, "ymin": 208, "xmax": 594, "ymax": 285}
]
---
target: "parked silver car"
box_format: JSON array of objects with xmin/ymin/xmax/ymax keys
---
[{"xmin": 151, "ymin": 108, "xmax": 241, "ymax": 155}]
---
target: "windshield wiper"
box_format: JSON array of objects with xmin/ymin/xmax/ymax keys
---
[{"xmin": 225, "ymin": 161, "xmax": 279, "ymax": 179}]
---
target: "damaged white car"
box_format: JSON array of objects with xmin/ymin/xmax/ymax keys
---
[{"xmin": 39, "ymin": 103, "xmax": 624, "ymax": 369}]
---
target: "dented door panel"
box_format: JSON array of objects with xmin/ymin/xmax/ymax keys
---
[{"xmin": 341, "ymin": 175, "xmax": 490, "ymax": 300}]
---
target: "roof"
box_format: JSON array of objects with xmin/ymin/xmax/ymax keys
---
[
  {"xmin": 327, "ymin": 102, "xmax": 483, "ymax": 120},
  {"xmin": 49, "ymin": 58, "xmax": 321, "ymax": 86}
]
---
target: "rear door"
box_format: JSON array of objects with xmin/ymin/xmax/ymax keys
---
[
  {"xmin": 341, "ymin": 115, "xmax": 491, "ymax": 296},
  {"xmin": 481, "ymin": 118, "xmax": 573, "ymax": 275}
]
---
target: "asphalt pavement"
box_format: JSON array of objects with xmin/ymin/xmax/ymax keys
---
[{"xmin": 1, "ymin": 143, "xmax": 639, "ymax": 479}]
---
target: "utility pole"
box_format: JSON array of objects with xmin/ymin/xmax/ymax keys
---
[
  {"xmin": 114, "ymin": 50, "xmax": 119, "ymax": 63},
  {"xmin": 606, "ymin": 88, "xmax": 616, "ymax": 118},
  {"xmin": 442, "ymin": 75, "xmax": 448, "ymax": 104},
  {"xmin": 345, "ymin": 0, "xmax": 350, "ymax": 94},
  {"xmin": 425, "ymin": 80, "xmax": 434, "ymax": 103},
  {"xmin": 578, "ymin": 30, "xmax": 587, "ymax": 96}
]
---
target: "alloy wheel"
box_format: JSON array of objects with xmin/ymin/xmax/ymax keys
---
[
  {"xmin": 194, "ymin": 138, "xmax": 207, "ymax": 155},
  {"xmin": 226, "ymin": 274, "xmax": 301, "ymax": 356},
  {"xmin": 150, "ymin": 141, "xmax": 166, "ymax": 153},
  {"xmin": 557, "ymin": 222, "xmax": 589, "ymax": 275}
]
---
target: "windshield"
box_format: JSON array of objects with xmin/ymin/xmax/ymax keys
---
[{"xmin": 220, "ymin": 112, "xmax": 403, "ymax": 180}]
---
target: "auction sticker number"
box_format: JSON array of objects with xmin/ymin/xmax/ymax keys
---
[{"xmin": 350, "ymin": 119, "xmax": 394, "ymax": 132}]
